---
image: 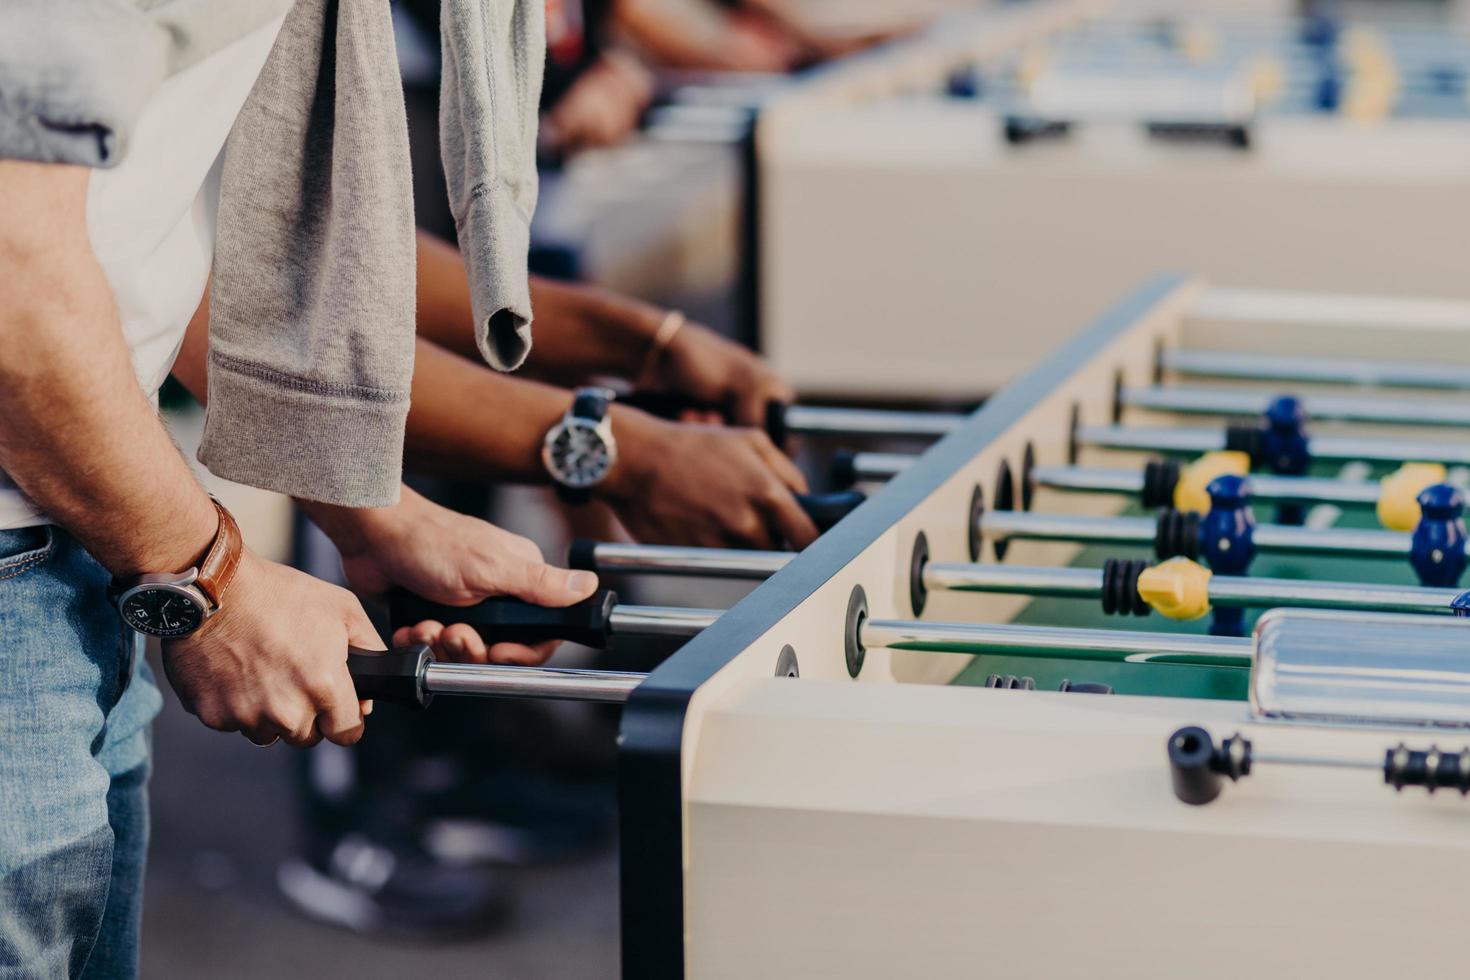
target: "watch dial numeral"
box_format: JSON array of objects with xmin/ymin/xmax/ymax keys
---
[{"xmin": 122, "ymin": 588, "xmax": 205, "ymax": 637}]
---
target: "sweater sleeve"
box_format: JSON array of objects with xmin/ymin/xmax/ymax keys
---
[
  {"xmin": 437, "ymin": 0, "xmax": 546, "ymax": 372},
  {"xmin": 198, "ymin": 0, "xmax": 416, "ymax": 508}
]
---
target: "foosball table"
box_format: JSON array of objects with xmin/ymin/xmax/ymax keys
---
[
  {"xmin": 352, "ymin": 274, "xmax": 1470, "ymax": 978},
  {"xmin": 757, "ymin": 0, "xmax": 1470, "ymax": 397}
]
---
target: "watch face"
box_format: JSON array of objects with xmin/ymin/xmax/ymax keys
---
[
  {"xmin": 546, "ymin": 420, "xmax": 614, "ymax": 489},
  {"xmin": 120, "ymin": 586, "xmax": 207, "ymax": 637}
]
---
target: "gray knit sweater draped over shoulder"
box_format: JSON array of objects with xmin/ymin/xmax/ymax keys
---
[{"xmin": 0, "ymin": 0, "xmax": 544, "ymax": 506}]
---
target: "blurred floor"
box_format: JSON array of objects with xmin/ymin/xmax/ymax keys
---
[{"xmin": 139, "ymin": 653, "xmax": 620, "ymax": 980}]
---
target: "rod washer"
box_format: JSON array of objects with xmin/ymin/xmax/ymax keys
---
[
  {"xmin": 909, "ymin": 531, "xmax": 930, "ymax": 616},
  {"xmin": 844, "ymin": 584, "xmax": 868, "ymax": 679}
]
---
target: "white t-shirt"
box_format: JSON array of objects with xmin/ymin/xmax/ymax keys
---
[{"xmin": 0, "ymin": 16, "xmax": 286, "ymax": 530}]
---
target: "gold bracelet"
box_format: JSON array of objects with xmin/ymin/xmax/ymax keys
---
[{"xmin": 638, "ymin": 310, "xmax": 686, "ymax": 388}]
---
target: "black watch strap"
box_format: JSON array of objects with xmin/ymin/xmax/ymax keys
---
[
  {"xmin": 571, "ymin": 388, "xmax": 612, "ymax": 422},
  {"xmin": 554, "ymin": 388, "xmax": 614, "ymax": 505}
]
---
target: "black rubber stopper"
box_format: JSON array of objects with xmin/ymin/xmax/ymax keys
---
[
  {"xmin": 1003, "ymin": 116, "xmax": 1070, "ymax": 143},
  {"xmin": 765, "ymin": 400, "xmax": 789, "ymax": 450},
  {"xmin": 1154, "ymin": 509, "xmax": 1201, "ymax": 560},
  {"xmin": 1020, "ymin": 442, "xmax": 1037, "ymax": 512},
  {"xmin": 1058, "ymin": 680, "xmax": 1114, "ymax": 694},
  {"xmin": 775, "ymin": 645, "xmax": 800, "ymax": 679},
  {"xmin": 348, "ymin": 644, "xmax": 433, "ymax": 710},
  {"xmin": 909, "ymin": 531, "xmax": 929, "ymax": 617},
  {"xmin": 830, "ymin": 450, "xmax": 859, "ymax": 490},
  {"xmin": 1066, "ymin": 403, "xmax": 1081, "ymax": 464},
  {"xmin": 968, "ymin": 485, "xmax": 985, "ymax": 563},
  {"xmin": 992, "ymin": 460, "xmax": 1015, "ymax": 562},
  {"xmin": 1100, "ymin": 558, "xmax": 1151, "ymax": 616},
  {"xmin": 1224, "ymin": 424, "xmax": 1265, "ymax": 467},
  {"xmin": 1168, "ymin": 726, "xmax": 1225, "ymax": 806},
  {"xmin": 568, "ymin": 537, "xmax": 599, "ymax": 572},
  {"xmin": 1140, "ymin": 458, "xmax": 1180, "ymax": 510},
  {"xmin": 844, "ymin": 584, "xmax": 868, "ymax": 679}
]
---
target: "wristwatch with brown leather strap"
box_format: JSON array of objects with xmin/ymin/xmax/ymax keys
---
[{"xmin": 113, "ymin": 498, "xmax": 243, "ymax": 638}]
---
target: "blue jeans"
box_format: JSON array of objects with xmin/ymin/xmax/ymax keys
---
[{"xmin": 0, "ymin": 526, "xmax": 162, "ymax": 979}]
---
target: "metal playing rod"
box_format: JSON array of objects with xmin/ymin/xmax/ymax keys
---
[
  {"xmin": 925, "ymin": 563, "xmax": 1464, "ymax": 615},
  {"xmin": 858, "ymin": 620, "xmax": 1249, "ymax": 668},
  {"xmin": 781, "ymin": 405, "xmax": 963, "ymax": 439},
  {"xmin": 607, "ymin": 605, "xmax": 722, "ymax": 636},
  {"xmin": 1029, "ymin": 464, "xmax": 1452, "ymax": 511},
  {"xmin": 424, "ymin": 662, "xmax": 645, "ymax": 702},
  {"xmin": 378, "ymin": 591, "xmax": 1256, "ymax": 690},
  {"xmin": 1077, "ymin": 424, "xmax": 1470, "ymax": 467},
  {"xmin": 979, "ymin": 510, "xmax": 1413, "ymax": 558},
  {"xmin": 577, "ymin": 542, "xmax": 789, "ymax": 579},
  {"xmin": 1031, "ymin": 464, "xmax": 1384, "ymax": 506},
  {"xmin": 1120, "ymin": 385, "xmax": 1470, "ymax": 428},
  {"xmin": 834, "ymin": 451, "xmax": 916, "ymax": 484},
  {"xmin": 840, "ymin": 456, "xmax": 1403, "ymax": 509},
  {"xmin": 1162, "ymin": 349, "xmax": 1470, "ymax": 392},
  {"xmin": 575, "ymin": 540, "xmax": 793, "ymax": 577}
]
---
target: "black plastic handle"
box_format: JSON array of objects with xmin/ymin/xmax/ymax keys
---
[
  {"xmin": 763, "ymin": 400, "xmax": 789, "ymax": 449},
  {"xmin": 387, "ymin": 589, "xmax": 620, "ymax": 648},
  {"xmin": 618, "ymin": 390, "xmax": 721, "ymax": 420},
  {"xmin": 830, "ymin": 450, "xmax": 860, "ymax": 490},
  {"xmin": 348, "ymin": 644, "xmax": 434, "ymax": 709},
  {"xmin": 796, "ymin": 489, "xmax": 866, "ymax": 532},
  {"xmin": 617, "ymin": 391, "xmax": 790, "ymax": 448}
]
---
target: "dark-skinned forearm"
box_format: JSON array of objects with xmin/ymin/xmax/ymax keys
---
[
  {"xmin": 405, "ymin": 338, "xmax": 570, "ymax": 481},
  {"xmin": 0, "ymin": 163, "xmax": 217, "ymax": 578},
  {"xmin": 406, "ymin": 338, "xmax": 658, "ymax": 506},
  {"xmin": 414, "ymin": 230, "xmax": 665, "ymax": 385}
]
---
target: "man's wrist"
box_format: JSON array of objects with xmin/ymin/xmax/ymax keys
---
[
  {"xmin": 113, "ymin": 492, "xmax": 221, "ymax": 580},
  {"xmin": 297, "ymin": 497, "xmax": 389, "ymax": 558}
]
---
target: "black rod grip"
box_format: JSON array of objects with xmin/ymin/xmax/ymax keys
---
[
  {"xmin": 619, "ymin": 391, "xmax": 791, "ymax": 449},
  {"xmin": 388, "ymin": 589, "xmax": 620, "ymax": 648},
  {"xmin": 348, "ymin": 644, "xmax": 433, "ymax": 709},
  {"xmin": 764, "ymin": 400, "xmax": 789, "ymax": 449},
  {"xmin": 830, "ymin": 450, "xmax": 860, "ymax": 490},
  {"xmin": 568, "ymin": 538, "xmax": 599, "ymax": 572},
  {"xmin": 796, "ymin": 490, "xmax": 866, "ymax": 532},
  {"xmin": 619, "ymin": 391, "xmax": 720, "ymax": 421}
]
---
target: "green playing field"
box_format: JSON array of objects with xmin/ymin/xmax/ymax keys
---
[{"xmin": 948, "ymin": 497, "xmax": 1431, "ymax": 699}]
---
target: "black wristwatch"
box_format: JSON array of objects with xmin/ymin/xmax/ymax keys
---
[{"xmin": 542, "ymin": 387, "xmax": 619, "ymax": 504}]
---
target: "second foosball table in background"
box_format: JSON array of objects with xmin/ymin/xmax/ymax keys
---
[{"xmin": 756, "ymin": 0, "xmax": 1470, "ymax": 398}]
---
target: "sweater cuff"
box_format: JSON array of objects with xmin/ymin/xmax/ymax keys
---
[
  {"xmin": 458, "ymin": 181, "xmax": 534, "ymax": 371},
  {"xmin": 198, "ymin": 355, "xmax": 408, "ymax": 507}
]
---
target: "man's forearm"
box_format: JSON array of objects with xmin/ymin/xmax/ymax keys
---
[
  {"xmin": 415, "ymin": 230, "xmax": 664, "ymax": 385},
  {"xmin": 0, "ymin": 163, "xmax": 217, "ymax": 577}
]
